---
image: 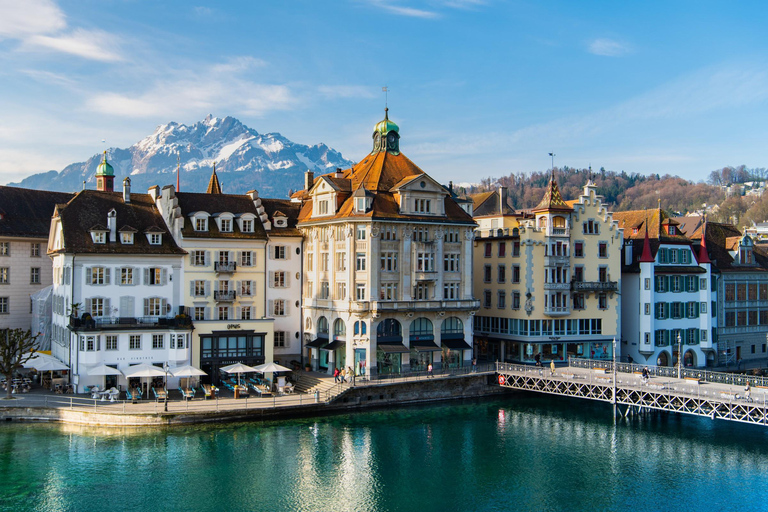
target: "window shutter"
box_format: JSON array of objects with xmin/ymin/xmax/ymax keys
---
[
  {"xmin": 268, "ymin": 247, "xmax": 274, "ymax": 260},
  {"xmin": 104, "ymin": 298, "xmax": 111, "ymax": 315},
  {"xmin": 694, "ymin": 301, "xmax": 700, "ymax": 318},
  {"xmin": 104, "ymin": 268, "xmax": 111, "ymax": 285},
  {"xmin": 85, "ymin": 267, "xmax": 91, "ymax": 284},
  {"xmin": 285, "ymin": 273, "xmax": 291, "ymax": 287},
  {"xmin": 204, "ymin": 251, "xmax": 210, "ymax": 266},
  {"xmin": 161, "ymin": 268, "xmax": 168, "ymax": 285},
  {"xmin": 189, "ymin": 252, "xmax": 195, "ymax": 265},
  {"xmin": 85, "ymin": 298, "xmax": 92, "ymax": 315},
  {"xmin": 190, "ymin": 281, "xmax": 195, "ymax": 296},
  {"xmin": 236, "ymin": 281, "xmax": 241, "ymax": 294},
  {"xmin": 235, "ymin": 306, "xmax": 241, "ymax": 319},
  {"xmin": 143, "ymin": 298, "xmax": 149, "ymax": 316},
  {"xmin": 120, "ymin": 296, "xmax": 134, "ymax": 317},
  {"xmin": 162, "ymin": 298, "xmax": 168, "ymax": 314},
  {"xmin": 268, "ymin": 271, "xmax": 274, "ymax": 288},
  {"xmin": 204, "ymin": 281, "xmax": 210, "ymax": 297},
  {"xmin": 268, "ymin": 300, "xmax": 273, "ymax": 315},
  {"xmin": 65, "ymin": 267, "xmax": 71, "ymax": 284},
  {"xmin": 285, "ymin": 247, "xmax": 291, "ymax": 261},
  {"xmin": 284, "ymin": 301, "xmax": 290, "ymax": 315},
  {"xmin": 663, "ymin": 275, "xmax": 669, "ymax": 292},
  {"xmin": 143, "ymin": 268, "xmax": 150, "ymax": 285},
  {"xmin": 228, "ymin": 251, "xmax": 234, "ymax": 262}
]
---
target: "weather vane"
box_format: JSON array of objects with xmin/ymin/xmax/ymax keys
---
[{"xmin": 382, "ymin": 86, "xmax": 389, "ymax": 110}]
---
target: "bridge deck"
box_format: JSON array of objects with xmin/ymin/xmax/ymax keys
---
[{"xmin": 496, "ymin": 362, "xmax": 768, "ymax": 426}]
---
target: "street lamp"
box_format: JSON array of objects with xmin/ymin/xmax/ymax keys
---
[
  {"xmin": 612, "ymin": 337, "xmax": 617, "ymax": 407},
  {"xmin": 163, "ymin": 362, "xmax": 169, "ymax": 412},
  {"xmin": 677, "ymin": 332, "xmax": 682, "ymax": 379}
]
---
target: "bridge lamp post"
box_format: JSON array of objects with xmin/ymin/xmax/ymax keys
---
[
  {"xmin": 677, "ymin": 332, "xmax": 682, "ymax": 380},
  {"xmin": 612, "ymin": 337, "xmax": 617, "ymax": 406}
]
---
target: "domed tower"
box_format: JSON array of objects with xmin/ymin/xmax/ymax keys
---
[
  {"xmin": 372, "ymin": 108, "xmax": 400, "ymax": 155},
  {"xmin": 95, "ymin": 150, "xmax": 115, "ymax": 192}
]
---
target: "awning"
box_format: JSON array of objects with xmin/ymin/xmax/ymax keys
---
[
  {"xmin": 378, "ymin": 342, "xmax": 410, "ymax": 354},
  {"xmin": 410, "ymin": 339, "xmax": 442, "ymax": 352},
  {"xmin": 321, "ymin": 339, "xmax": 346, "ymax": 351},
  {"xmin": 442, "ymin": 338, "xmax": 473, "ymax": 351},
  {"xmin": 305, "ymin": 338, "xmax": 328, "ymax": 349}
]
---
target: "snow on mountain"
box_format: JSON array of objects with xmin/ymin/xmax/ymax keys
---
[{"xmin": 10, "ymin": 115, "xmax": 354, "ymax": 197}]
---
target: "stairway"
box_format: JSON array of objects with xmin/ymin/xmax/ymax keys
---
[{"xmin": 293, "ymin": 372, "xmax": 344, "ymax": 396}]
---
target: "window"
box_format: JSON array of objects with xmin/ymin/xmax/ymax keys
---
[
  {"xmin": 347, "ymin": 283, "xmax": 362, "ymax": 301},
  {"xmin": 483, "ymin": 290, "xmax": 492, "ymax": 308},
  {"xmin": 443, "ymin": 282, "xmax": 459, "ymax": 300},
  {"xmin": 512, "ymin": 241, "xmax": 520, "ymax": 257},
  {"xmin": 497, "ymin": 291, "xmax": 506, "ymax": 309},
  {"xmin": 193, "ymin": 250, "xmax": 206, "ymax": 266},
  {"xmin": 240, "ymin": 281, "xmax": 252, "ymax": 297},
  {"xmin": 645, "ymin": 303, "xmax": 651, "ymax": 315},
  {"xmin": 220, "ymin": 219, "xmax": 232, "ymax": 232},
  {"xmin": 484, "ymin": 243, "xmax": 492, "ymax": 258},
  {"xmin": 274, "ymin": 246, "xmax": 286, "ymax": 260},
  {"xmin": 573, "ymin": 266, "xmax": 584, "ymax": 282},
  {"xmin": 583, "ymin": 220, "xmax": 599, "ymax": 234},
  {"xmin": 356, "ymin": 225, "xmax": 367, "ymax": 240},
  {"xmin": 307, "ymin": 252, "xmax": 314, "ymax": 271},
  {"xmin": 148, "ymin": 233, "xmax": 161, "ymax": 245},
  {"xmin": 484, "ymin": 265, "xmax": 492, "ymax": 283},
  {"xmin": 644, "ymin": 278, "xmax": 651, "ymax": 290},
  {"xmin": 336, "ymin": 282, "xmax": 347, "ymax": 300},
  {"xmin": 574, "ymin": 242, "xmax": 584, "ymax": 258},
  {"xmin": 218, "ymin": 306, "xmax": 230, "ymax": 320},
  {"xmin": 194, "ymin": 307, "xmax": 206, "ymax": 321},
  {"xmin": 415, "ymin": 198, "xmax": 432, "ymax": 213},
  {"xmin": 573, "ymin": 293, "xmax": 585, "ymax": 310},
  {"xmin": 89, "ymin": 297, "xmax": 107, "ymax": 317},
  {"xmin": 414, "ymin": 283, "xmax": 429, "ymax": 300},
  {"xmin": 498, "ymin": 242, "xmax": 506, "ymax": 257},
  {"xmin": 195, "ymin": 217, "xmax": 207, "ymax": 231},
  {"xmin": 337, "ymin": 252, "xmax": 348, "ymax": 271},
  {"xmin": 670, "ymin": 249, "xmax": 678, "ymax": 263},
  {"xmin": 0, "ymin": 242, "xmax": 8, "ymax": 255},
  {"xmin": 320, "ymin": 281, "xmax": 330, "ymax": 299},
  {"xmin": 194, "ymin": 280, "xmax": 206, "ymax": 297},
  {"xmin": 320, "ymin": 252, "xmax": 329, "ymax": 271},
  {"xmin": 356, "ymin": 253, "xmax": 366, "ymax": 271},
  {"xmin": 144, "ymin": 297, "xmax": 165, "ymax": 316},
  {"xmin": 598, "ymin": 242, "xmax": 607, "ymax": 258},
  {"xmin": 92, "ymin": 232, "xmax": 106, "ymax": 244},
  {"xmin": 444, "ymin": 253, "xmax": 460, "ymax": 272},
  {"xmin": 146, "ymin": 267, "xmax": 164, "ymax": 285},
  {"xmin": 498, "ymin": 265, "xmax": 506, "ymax": 283},
  {"xmin": 129, "ymin": 335, "xmax": 141, "ymax": 350},
  {"xmin": 512, "ymin": 265, "xmax": 520, "ymax": 284},
  {"xmin": 152, "ymin": 334, "xmax": 164, "ymax": 349},
  {"xmin": 90, "ymin": 267, "xmax": 106, "ymax": 285},
  {"xmin": 319, "ymin": 200, "xmax": 329, "ymax": 215},
  {"xmin": 416, "ymin": 253, "xmax": 434, "ymax": 272},
  {"xmin": 120, "ymin": 268, "xmax": 133, "ymax": 285},
  {"xmin": 242, "ymin": 219, "xmax": 253, "ymax": 233},
  {"xmin": 598, "ymin": 293, "xmax": 607, "ymax": 309},
  {"xmin": 120, "ymin": 232, "xmax": 134, "ymax": 244},
  {"xmin": 0, "ymin": 297, "xmax": 7, "ymax": 314},
  {"xmin": 414, "ymin": 227, "xmax": 429, "ymax": 242},
  {"xmin": 273, "ymin": 299, "xmax": 286, "ymax": 316},
  {"xmin": 31, "ymin": 243, "xmax": 40, "ymax": 257},
  {"xmin": 381, "ymin": 252, "xmax": 398, "ymax": 272},
  {"xmin": 701, "ymin": 302, "xmax": 707, "ymax": 314},
  {"xmin": 274, "ymin": 271, "xmax": 286, "ymax": 288},
  {"xmin": 240, "ymin": 251, "xmax": 252, "ymax": 267},
  {"xmin": 512, "ymin": 292, "xmax": 521, "ymax": 310},
  {"xmin": 274, "ymin": 331, "xmax": 286, "ymax": 348},
  {"xmin": 105, "ymin": 335, "xmax": 118, "ymax": 351},
  {"xmin": 30, "ymin": 268, "xmax": 40, "ymax": 284},
  {"xmin": 79, "ymin": 335, "xmax": 99, "ymax": 352},
  {"xmin": 383, "ymin": 225, "xmax": 398, "ymax": 240},
  {"xmin": 725, "ymin": 283, "xmax": 735, "ymax": 301},
  {"xmin": 241, "ymin": 306, "xmax": 252, "ymax": 320}
]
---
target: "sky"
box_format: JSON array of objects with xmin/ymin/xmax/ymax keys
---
[{"xmin": 1, "ymin": 0, "xmax": 767, "ymax": 186}]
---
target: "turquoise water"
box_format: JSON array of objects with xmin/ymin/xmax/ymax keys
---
[{"xmin": 2, "ymin": 395, "xmax": 768, "ymax": 512}]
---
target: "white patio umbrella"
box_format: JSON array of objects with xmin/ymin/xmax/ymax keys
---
[
  {"xmin": 123, "ymin": 363, "xmax": 166, "ymax": 399},
  {"xmin": 26, "ymin": 357, "xmax": 69, "ymax": 391},
  {"xmin": 171, "ymin": 365, "xmax": 207, "ymax": 389},
  {"xmin": 87, "ymin": 364, "xmax": 124, "ymax": 391},
  {"xmin": 23, "ymin": 352, "xmax": 62, "ymax": 368},
  {"xmin": 220, "ymin": 362, "xmax": 257, "ymax": 387},
  {"xmin": 253, "ymin": 362, "xmax": 292, "ymax": 373}
]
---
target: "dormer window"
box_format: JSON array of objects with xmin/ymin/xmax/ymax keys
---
[
  {"xmin": 669, "ymin": 226, "xmax": 676, "ymax": 235},
  {"xmin": 121, "ymin": 232, "xmax": 134, "ymax": 244},
  {"xmin": 92, "ymin": 232, "xmax": 106, "ymax": 244},
  {"xmin": 148, "ymin": 233, "xmax": 162, "ymax": 245},
  {"xmin": 319, "ymin": 200, "xmax": 329, "ymax": 215},
  {"xmin": 220, "ymin": 218, "xmax": 232, "ymax": 232},
  {"xmin": 195, "ymin": 217, "xmax": 208, "ymax": 231},
  {"xmin": 632, "ymin": 227, "xmax": 639, "ymax": 235},
  {"xmin": 242, "ymin": 219, "xmax": 253, "ymax": 233},
  {"xmin": 355, "ymin": 198, "xmax": 366, "ymax": 212},
  {"xmin": 275, "ymin": 218, "xmax": 286, "ymax": 227},
  {"xmin": 415, "ymin": 199, "xmax": 431, "ymax": 214}
]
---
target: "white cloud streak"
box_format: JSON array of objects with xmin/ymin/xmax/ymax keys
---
[
  {"xmin": 359, "ymin": 0, "xmax": 440, "ymax": 18},
  {"xmin": 588, "ymin": 38, "xmax": 631, "ymax": 57},
  {"xmin": 24, "ymin": 29, "xmax": 123, "ymax": 62},
  {"xmin": 0, "ymin": 0, "xmax": 65, "ymax": 38}
]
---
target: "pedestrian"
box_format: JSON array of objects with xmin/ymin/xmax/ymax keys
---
[
  {"xmin": 550, "ymin": 359, "xmax": 556, "ymax": 376},
  {"xmin": 535, "ymin": 353, "xmax": 542, "ymax": 367},
  {"xmin": 642, "ymin": 366, "xmax": 649, "ymax": 384},
  {"xmin": 472, "ymin": 358, "xmax": 477, "ymax": 372},
  {"xmin": 745, "ymin": 381, "xmax": 752, "ymax": 402},
  {"xmin": 340, "ymin": 367, "xmax": 346, "ymax": 383},
  {"xmin": 348, "ymin": 366, "xmax": 355, "ymax": 386},
  {"xmin": 427, "ymin": 363, "xmax": 433, "ymax": 378},
  {"xmin": 333, "ymin": 367, "xmax": 340, "ymax": 383}
]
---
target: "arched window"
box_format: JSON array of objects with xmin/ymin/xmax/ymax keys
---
[
  {"xmin": 354, "ymin": 321, "xmax": 367, "ymax": 336},
  {"xmin": 305, "ymin": 317, "xmax": 312, "ymax": 330},
  {"xmin": 441, "ymin": 317, "xmax": 464, "ymax": 334},
  {"xmin": 333, "ymin": 318, "xmax": 346, "ymax": 337},
  {"xmin": 409, "ymin": 317, "xmax": 433, "ymax": 338},
  {"xmin": 377, "ymin": 318, "xmax": 402, "ymax": 341},
  {"xmin": 538, "ymin": 216, "xmax": 547, "ymax": 229},
  {"xmin": 317, "ymin": 316, "xmax": 329, "ymax": 337},
  {"xmin": 552, "ymin": 216, "xmax": 566, "ymax": 228}
]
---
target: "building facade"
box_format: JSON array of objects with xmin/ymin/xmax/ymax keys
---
[
  {"xmin": 472, "ymin": 179, "xmax": 623, "ymax": 363},
  {"xmin": 614, "ymin": 209, "xmax": 715, "ymax": 368},
  {"xmin": 296, "ymin": 111, "xmax": 478, "ymax": 377}
]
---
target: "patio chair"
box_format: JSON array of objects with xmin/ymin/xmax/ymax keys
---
[
  {"xmin": 152, "ymin": 387, "xmax": 167, "ymax": 402},
  {"xmin": 179, "ymin": 387, "xmax": 195, "ymax": 400}
]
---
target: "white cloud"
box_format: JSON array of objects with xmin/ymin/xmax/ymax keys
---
[
  {"xmin": 211, "ymin": 56, "xmax": 267, "ymax": 74},
  {"xmin": 0, "ymin": 0, "xmax": 65, "ymax": 39},
  {"xmin": 24, "ymin": 28, "xmax": 123, "ymax": 62},
  {"xmin": 359, "ymin": 0, "xmax": 440, "ymax": 18},
  {"xmin": 588, "ymin": 38, "xmax": 631, "ymax": 57}
]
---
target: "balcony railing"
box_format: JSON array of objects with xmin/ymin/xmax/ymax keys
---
[
  {"xmin": 544, "ymin": 282, "xmax": 570, "ymax": 291},
  {"xmin": 69, "ymin": 315, "xmax": 193, "ymax": 331},
  {"xmin": 414, "ymin": 271, "xmax": 438, "ymax": 281},
  {"xmin": 571, "ymin": 281, "xmax": 618, "ymax": 292},
  {"xmin": 214, "ymin": 262, "xmax": 237, "ymax": 273},
  {"xmin": 543, "ymin": 306, "xmax": 570, "ymax": 317},
  {"xmin": 372, "ymin": 299, "xmax": 480, "ymax": 313},
  {"xmin": 214, "ymin": 290, "xmax": 237, "ymax": 301},
  {"xmin": 544, "ymin": 255, "xmax": 570, "ymax": 266}
]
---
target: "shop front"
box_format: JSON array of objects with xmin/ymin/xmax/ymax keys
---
[
  {"xmin": 440, "ymin": 317, "xmax": 470, "ymax": 369},
  {"xmin": 376, "ymin": 318, "xmax": 406, "ymax": 376},
  {"xmin": 200, "ymin": 330, "xmax": 266, "ymax": 385},
  {"xmin": 409, "ymin": 318, "xmax": 439, "ymax": 372}
]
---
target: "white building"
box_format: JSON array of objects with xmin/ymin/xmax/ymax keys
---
[{"xmin": 48, "ymin": 175, "xmax": 193, "ymax": 393}]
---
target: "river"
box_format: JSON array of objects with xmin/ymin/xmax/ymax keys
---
[{"xmin": 2, "ymin": 395, "xmax": 768, "ymax": 511}]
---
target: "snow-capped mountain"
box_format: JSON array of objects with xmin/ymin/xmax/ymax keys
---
[{"xmin": 11, "ymin": 115, "xmax": 354, "ymax": 196}]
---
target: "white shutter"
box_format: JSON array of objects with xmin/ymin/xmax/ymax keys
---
[
  {"xmin": 268, "ymin": 271, "xmax": 274, "ymax": 288},
  {"xmin": 189, "ymin": 252, "xmax": 195, "ymax": 266},
  {"xmin": 268, "ymin": 247, "xmax": 274, "ymax": 260},
  {"xmin": 268, "ymin": 300, "xmax": 273, "ymax": 315},
  {"xmin": 120, "ymin": 296, "xmax": 133, "ymax": 317},
  {"xmin": 235, "ymin": 306, "xmax": 241, "ymax": 319},
  {"xmin": 236, "ymin": 281, "xmax": 241, "ymax": 295},
  {"xmin": 284, "ymin": 300, "xmax": 290, "ymax": 316},
  {"xmin": 85, "ymin": 267, "xmax": 92, "ymax": 284},
  {"xmin": 104, "ymin": 268, "xmax": 111, "ymax": 285},
  {"xmin": 285, "ymin": 272, "xmax": 291, "ymax": 287},
  {"xmin": 205, "ymin": 251, "xmax": 210, "ymax": 266},
  {"xmin": 143, "ymin": 298, "xmax": 149, "ymax": 316},
  {"xmin": 228, "ymin": 251, "xmax": 234, "ymax": 263},
  {"xmin": 213, "ymin": 281, "xmax": 219, "ymax": 293},
  {"xmin": 285, "ymin": 247, "xmax": 291, "ymax": 260},
  {"xmin": 161, "ymin": 298, "xmax": 168, "ymax": 314},
  {"xmin": 204, "ymin": 307, "xmax": 210, "ymax": 320},
  {"xmin": 143, "ymin": 268, "xmax": 150, "ymax": 285},
  {"xmin": 190, "ymin": 281, "xmax": 195, "ymax": 296},
  {"xmin": 204, "ymin": 281, "xmax": 210, "ymax": 297},
  {"xmin": 104, "ymin": 298, "xmax": 111, "ymax": 315},
  {"xmin": 85, "ymin": 298, "xmax": 92, "ymax": 315},
  {"xmin": 161, "ymin": 268, "xmax": 168, "ymax": 285},
  {"xmin": 65, "ymin": 267, "xmax": 71, "ymax": 284}
]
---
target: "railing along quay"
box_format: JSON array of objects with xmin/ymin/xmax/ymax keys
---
[{"xmin": 496, "ymin": 360, "xmax": 768, "ymax": 427}]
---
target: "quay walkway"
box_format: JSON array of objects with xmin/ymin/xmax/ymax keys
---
[{"xmin": 496, "ymin": 359, "xmax": 768, "ymax": 426}]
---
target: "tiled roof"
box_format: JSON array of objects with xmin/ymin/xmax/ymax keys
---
[
  {"xmin": 612, "ymin": 208, "xmax": 689, "ymax": 243},
  {"xmin": 472, "ymin": 189, "xmax": 517, "ymax": 218},
  {"xmin": 533, "ymin": 178, "xmax": 573, "ymax": 212},
  {"xmin": 53, "ymin": 190, "xmax": 185, "ymax": 255},
  {"xmin": 175, "ymin": 192, "xmax": 268, "ymax": 240},
  {"xmin": 0, "ymin": 186, "xmax": 73, "ymax": 238},
  {"xmin": 259, "ymin": 198, "xmax": 302, "ymax": 237}
]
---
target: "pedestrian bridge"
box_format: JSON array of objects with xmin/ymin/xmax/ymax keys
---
[{"xmin": 496, "ymin": 360, "xmax": 768, "ymax": 427}]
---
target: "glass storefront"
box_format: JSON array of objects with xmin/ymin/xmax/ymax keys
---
[
  {"xmin": 377, "ymin": 350, "xmax": 401, "ymax": 375},
  {"xmin": 200, "ymin": 331, "xmax": 265, "ymax": 384},
  {"xmin": 442, "ymin": 348, "xmax": 462, "ymax": 368},
  {"xmin": 490, "ymin": 339, "xmax": 612, "ymax": 363}
]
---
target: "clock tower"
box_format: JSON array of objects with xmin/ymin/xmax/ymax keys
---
[{"xmin": 372, "ymin": 108, "xmax": 400, "ymax": 155}]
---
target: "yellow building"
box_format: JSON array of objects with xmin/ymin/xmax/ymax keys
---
[{"xmin": 472, "ymin": 178, "xmax": 623, "ymax": 363}]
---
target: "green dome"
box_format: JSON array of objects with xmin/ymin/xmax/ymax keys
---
[
  {"xmin": 374, "ymin": 108, "xmax": 399, "ymax": 136},
  {"xmin": 96, "ymin": 151, "xmax": 114, "ymax": 177}
]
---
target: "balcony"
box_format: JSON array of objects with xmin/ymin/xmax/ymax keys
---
[
  {"xmin": 69, "ymin": 315, "xmax": 193, "ymax": 331},
  {"xmin": 215, "ymin": 262, "xmax": 237, "ymax": 273},
  {"xmin": 543, "ymin": 306, "xmax": 570, "ymax": 317},
  {"xmin": 544, "ymin": 255, "xmax": 570, "ymax": 266},
  {"xmin": 351, "ymin": 302, "xmax": 370, "ymax": 313},
  {"xmin": 547, "ymin": 227, "xmax": 570, "ymax": 237},
  {"xmin": 371, "ymin": 299, "xmax": 480, "ymax": 314},
  {"xmin": 571, "ymin": 281, "xmax": 618, "ymax": 292},
  {"xmin": 214, "ymin": 290, "xmax": 237, "ymax": 302},
  {"xmin": 414, "ymin": 271, "xmax": 438, "ymax": 281},
  {"xmin": 544, "ymin": 282, "xmax": 571, "ymax": 291}
]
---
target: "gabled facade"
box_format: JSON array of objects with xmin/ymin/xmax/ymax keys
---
[
  {"xmin": 296, "ymin": 111, "xmax": 479, "ymax": 377},
  {"xmin": 473, "ymin": 179, "xmax": 622, "ymax": 363},
  {"xmin": 614, "ymin": 209, "xmax": 714, "ymax": 368},
  {"xmin": 0, "ymin": 186, "xmax": 73, "ymax": 334},
  {"xmin": 48, "ymin": 185, "xmax": 192, "ymax": 392},
  {"xmin": 153, "ymin": 184, "xmax": 274, "ymax": 383}
]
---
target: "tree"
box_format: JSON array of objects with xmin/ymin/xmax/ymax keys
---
[{"xmin": 0, "ymin": 328, "xmax": 39, "ymax": 399}]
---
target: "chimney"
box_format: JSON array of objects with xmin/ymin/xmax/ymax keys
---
[
  {"xmin": 123, "ymin": 177, "xmax": 131, "ymax": 203},
  {"xmin": 304, "ymin": 170, "xmax": 314, "ymax": 190},
  {"xmin": 499, "ymin": 186, "xmax": 508, "ymax": 212},
  {"xmin": 335, "ymin": 167, "xmax": 343, "ymax": 178},
  {"xmin": 107, "ymin": 209, "xmax": 117, "ymax": 242}
]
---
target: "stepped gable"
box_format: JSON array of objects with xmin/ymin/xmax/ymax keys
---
[
  {"xmin": 52, "ymin": 190, "xmax": 185, "ymax": 255},
  {"xmin": 532, "ymin": 176, "xmax": 573, "ymax": 213},
  {"xmin": 613, "ymin": 208, "xmax": 693, "ymax": 272},
  {"xmin": 259, "ymin": 198, "xmax": 301, "ymax": 237},
  {"xmin": 174, "ymin": 191, "xmax": 267, "ymax": 239},
  {"xmin": 0, "ymin": 186, "xmax": 73, "ymax": 238}
]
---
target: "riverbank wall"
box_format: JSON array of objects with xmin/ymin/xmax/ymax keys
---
[{"xmin": 0, "ymin": 374, "xmax": 511, "ymax": 427}]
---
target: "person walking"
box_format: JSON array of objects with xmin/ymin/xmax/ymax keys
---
[
  {"xmin": 745, "ymin": 381, "xmax": 752, "ymax": 402},
  {"xmin": 472, "ymin": 358, "xmax": 477, "ymax": 372},
  {"xmin": 340, "ymin": 367, "xmax": 346, "ymax": 383},
  {"xmin": 550, "ymin": 359, "xmax": 556, "ymax": 377},
  {"xmin": 333, "ymin": 367, "xmax": 340, "ymax": 383},
  {"xmin": 427, "ymin": 363, "xmax": 433, "ymax": 378},
  {"xmin": 348, "ymin": 366, "xmax": 355, "ymax": 386}
]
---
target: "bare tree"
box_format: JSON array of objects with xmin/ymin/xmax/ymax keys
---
[{"xmin": 0, "ymin": 328, "xmax": 39, "ymax": 399}]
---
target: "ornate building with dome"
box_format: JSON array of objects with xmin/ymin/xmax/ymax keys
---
[{"xmin": 294, "ymin": 110, "xmax": 479, "ymax": 377}]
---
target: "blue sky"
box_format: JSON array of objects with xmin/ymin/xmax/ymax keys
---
[{"xmin": 1, "ymin": 0, "xmax": 767, "ymax": 186}]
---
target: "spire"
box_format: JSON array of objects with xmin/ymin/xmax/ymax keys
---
[
  {"xmin": 206, "ymin": 162, "xmax": 222, "ymax": 194},
  {"xmin": 698, "ymin": 218, "xmax": 711, "ymax": 264},
  {"xmin": 533, "ymin": 175, "xmax": 572, "ymax": 212},
  {"xmin": 640, "ymin": 221, "xmax": 654, "ymax": 263},
  {"xmin": 176, "ymin": 154, "xmax": 180, "ymax": 192},
  {"xmin": 95, "ymin": 150, "xmax": 114, "ymax": 192}
]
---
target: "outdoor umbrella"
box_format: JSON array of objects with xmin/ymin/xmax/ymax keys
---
[
  {"xmin": 87, "ymin": 364, "xmax": 124, "ymax": 391},
  {"xmin": 171, "ymin": 365, "xmax": 207, "ymax": 389},
  {"xmin": 219, "ymin": 362, "xmax": 257, "ymax": 387},
  {"xmin": 27, "ymin": 357, "xmax": 69, "ymax": 391},
  {"xmin": 123, "ymin": 363, "xmax": 166, "ymax": 399},
  {"xmin": 253, "ymin": 362, "xmax": 292, "ymax": 373}
]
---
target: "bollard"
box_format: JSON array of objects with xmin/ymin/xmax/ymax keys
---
[{"xmin": 314, "ymin": 390, "xmax": 319, "ymax": 403}]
